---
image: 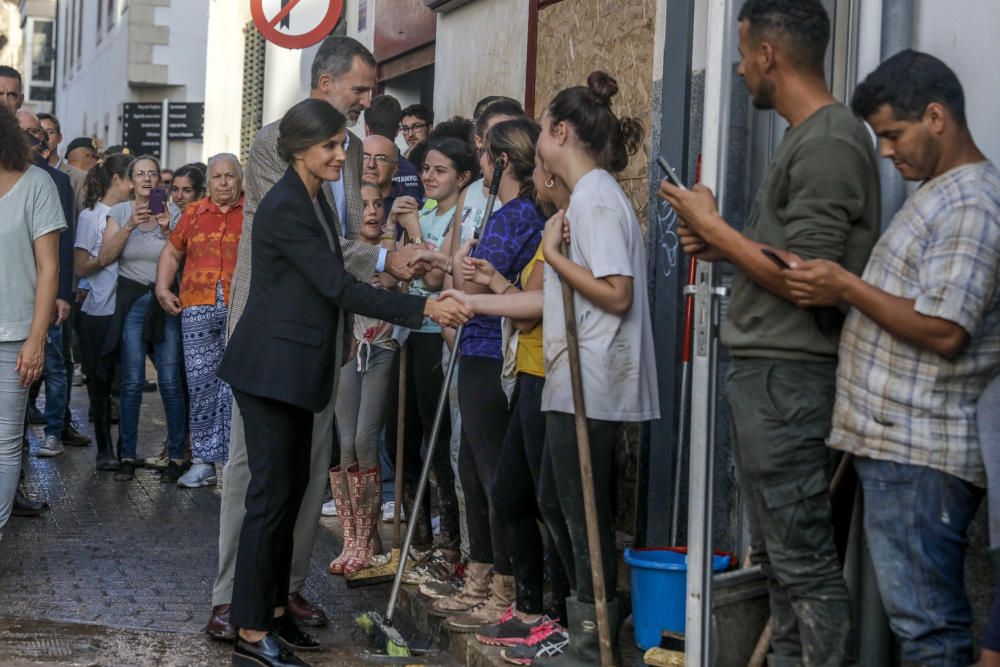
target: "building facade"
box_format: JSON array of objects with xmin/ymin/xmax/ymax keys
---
[
  {"xmin": 53, "ymin": 0, "xmax": 208, "ymax": 167},
  {"xmin": 17, "ymin": 0, "xmax": 54, "ymax": 114}
]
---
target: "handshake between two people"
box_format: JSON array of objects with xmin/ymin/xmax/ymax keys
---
[{"xmin": 423, "ymin": 292, "xmax": 473, "ymax": 328}]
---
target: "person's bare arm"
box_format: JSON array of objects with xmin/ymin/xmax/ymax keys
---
[
  {"xmin": 441, "ymin": 288, "xmax": 543, "ymax": 321},
  {"xmin": 541, "ymin": 211, "xmax": 633, "ymax": 316},
  {"xmin": 99, "ymin": 208, "xmax": 141, "ymax": 267},
  {"xmin": 18, "ymin": 232, "xmax": 59, "ymax": 386},
  {"xmin": 784, "ymin": 259, "xmax": 970, "ymax": 359},
  {"xmin": 156, "ymin": 242, "xmax": 185, "ymax": 316},
  {"xmin": 74, "ymin": 247, "xmax": 102, "ymax": 278}
]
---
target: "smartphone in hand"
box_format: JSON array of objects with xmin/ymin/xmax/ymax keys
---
[
  {"xmin": 657, "ymin": 155, "xmax": 687, "ymax": 190},
  {"xmin": 761, "ymin": 247, "xmax": 792, "ymax": 270},
  {"xmin": 148, "ymin": 187, "xmax": 167, "ymax": 215}
]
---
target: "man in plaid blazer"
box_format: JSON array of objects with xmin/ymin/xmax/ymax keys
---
[{"xmin": 207, "ymin": 36, "xmax": 428, "ymax": 641}]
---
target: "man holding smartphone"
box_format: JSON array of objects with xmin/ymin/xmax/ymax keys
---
[
  {"xmin": 660, "ymin": 1, "xmax": 880, "ymax": 664},
  {"xmin": 783, "ymin": 51, "xmax": 1000, "ymax": 665}
]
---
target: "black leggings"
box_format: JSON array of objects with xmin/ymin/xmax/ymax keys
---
[
  {"xmin": 543, "ymin": 411, "xmax": 620, "ymax": 604},
  {"xmin": 493, "ymin": 374, "xmax": 572, "ymax": 614},
  {"xmin": 384, "ymin": 333, "xmax": 460, "ymax": 550},
  {"xmin": 458, "ymin": 356, "xmax": 511, "ymax": 571},
  {"xmin": 78, "ymin": 313, "xmax": 115, "ymax": 402}
]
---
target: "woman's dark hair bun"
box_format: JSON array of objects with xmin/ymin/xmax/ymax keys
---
[
  {"xmin": 586, "ymin": 71, "xmax": 619, "ymax": 107},
  {"xmin": 619, "ymin": 117, "xmax": 645, "ymax": 156}
]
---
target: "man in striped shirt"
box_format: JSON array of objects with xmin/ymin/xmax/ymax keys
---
[{"xmin": 784, "ymin": 50, "xmax": 1000, "ymax": 665}]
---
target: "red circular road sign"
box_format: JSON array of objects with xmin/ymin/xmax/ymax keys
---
[{"xmin": 251, "ymin": 0, "xmax": 344, "ymax": 50}]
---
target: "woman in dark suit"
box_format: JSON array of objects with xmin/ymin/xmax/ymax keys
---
[{"xmin": 217, "ymin": 99, "xmax": 469, "ymax": 667}]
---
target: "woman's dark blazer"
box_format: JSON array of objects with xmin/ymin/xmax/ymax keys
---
[{"xmin": 217, "ymin": 166, "xmax": 425, "ymax": 413}]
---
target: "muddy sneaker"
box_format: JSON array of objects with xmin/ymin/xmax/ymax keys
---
[
  {"xmin": 444, "ymin": 575, "xmax": 515, "ymax": 632},
  {"xmin": 430, "ymin": 562, "xmax": 491, "ymax": 617},
  {"xmin": 500, "ymin": 622, "xmax": 569, "ymax": 666},
  {"xmin": 36, "ymin": 435, "xmax": 65, "ymax": 458},
  {"xmin": 476, "ymin": 614, "xmax": 554, "ymax": 647},
  {"xmin": 402, "ymin": 548, "xmax": 458, "ymax": 585},
  {"xmin": 418, "ymin": 578, "xmax": 462, "ymax": 600}
]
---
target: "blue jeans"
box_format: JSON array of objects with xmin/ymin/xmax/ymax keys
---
[
  {"xmin": 119, "ymin": 292, "xmax": 185, "ymax": 461},
  {"xmin": 855, "ymin": 457, "xmax": 984, "ymax": 667},
  {"xmin": 0, "ymin": 341, "xmax": 29, "ymax": 537},
  {"xmin": 42, "ymin": 324, "xmax": 68, "ymax": 438}
]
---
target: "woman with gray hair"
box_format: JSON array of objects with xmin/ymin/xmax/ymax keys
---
[{"xmin": 155, "ymin": 153, "xmax": 244, "ymax": 488}]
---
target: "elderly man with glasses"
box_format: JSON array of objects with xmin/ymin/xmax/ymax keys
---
[{"xmin": 362, "ymin": 134, "xmax": 406, "ymax": 222}]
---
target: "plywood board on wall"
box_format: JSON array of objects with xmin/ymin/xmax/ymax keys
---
[{"xmin": 533, "ymin": 0, "xmax": 656, "ymax": 231}]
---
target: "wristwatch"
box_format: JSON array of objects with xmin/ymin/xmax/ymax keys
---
[{"xmin": 409, "ymin": 236, "xmax": 424, "ymax": 245}]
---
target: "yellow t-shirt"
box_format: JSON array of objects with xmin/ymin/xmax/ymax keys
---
[{"xmin": 515, "ymin": 244, "xmax": 545, "ymax": 378}]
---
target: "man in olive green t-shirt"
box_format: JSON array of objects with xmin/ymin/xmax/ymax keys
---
[{"xmin": 660, "ymin": 1, "xmax": 880, "ymax": 665}]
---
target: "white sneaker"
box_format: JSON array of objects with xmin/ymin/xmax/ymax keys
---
[
  {"xmin": 321, "ymin": 499, "xmax": 338, "ymax": 517},
  {"xmin": 177, "ymin": 461, "xmax": 216, "ymax": 488},
  {"xmin": 382, "ymin": 500, "xmax": 405, "ymax": 523},
  {"xmin": 37, "ymin": 435, "xmax": 65, "ymax": 458}
]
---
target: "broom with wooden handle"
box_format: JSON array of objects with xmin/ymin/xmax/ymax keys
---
[{"xmin": 559, "ymin": 232, "xmax": 616, "ymax": 666}]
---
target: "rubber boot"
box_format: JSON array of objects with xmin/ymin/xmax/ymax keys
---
[
  {"xmin": 93, "ymin": 398, "xmax": 119, "ymax": 472},
  {"xmin": 534, "ymin": 595, "xmax": 620, "ymax": 665},
  {"xmin": 344, "ymin": 465, "xmax": 383, "ymax": 575},
  {"xmin": 327, "ymin": 465, "xmax": 356, "ymax": 575}
]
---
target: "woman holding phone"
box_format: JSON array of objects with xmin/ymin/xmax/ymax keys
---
[
  {"xmin": 99, "ymin": 155, "xmax": 186, "ymax": 483},
  {"xmin": 217, "ymin": 99, "xmax": 469, "ymax": 666}
]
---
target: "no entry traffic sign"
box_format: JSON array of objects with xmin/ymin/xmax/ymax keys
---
[{"xmin": 251, "ymin": 0, "xmax": 344, "ymax": 50}]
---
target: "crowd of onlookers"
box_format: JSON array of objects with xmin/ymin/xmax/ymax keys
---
[
  {"xmin": 196, "ymin": 30, "xmax": 658, "ymax": 664},
  {"xmin": 2, "ymin": 1, "xmax": 1000, "ymax": 666}
]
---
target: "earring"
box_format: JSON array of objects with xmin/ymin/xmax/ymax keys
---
[{"xmin": 545, "ymin": 178, "xmax": 554, "ymax": 188}]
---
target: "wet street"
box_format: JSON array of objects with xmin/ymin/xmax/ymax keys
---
[{"xmin": 0, "ymin": 371, "xmax": 454, "ymax": 666}]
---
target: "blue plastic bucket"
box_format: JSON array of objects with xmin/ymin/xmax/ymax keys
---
[{"xmin": 624, "ymin": 547, "xmax": 732, "ymax": 650}]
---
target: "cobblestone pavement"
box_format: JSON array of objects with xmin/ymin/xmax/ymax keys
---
[{"xmin": 0, "ymin": 370, "xmax": 455, "ymax": 666}]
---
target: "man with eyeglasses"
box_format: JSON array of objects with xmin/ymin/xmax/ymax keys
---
[
  {"xmin": 366, "ymin": 94, "xmax": 424, "ymax": 203},
  {"xmin": 362, "ymin": 135, "xmax": 403, "ymax": 221},
  {"xmin": 400, "ymin": 103, "xmax": 433, "ymax": 155}
]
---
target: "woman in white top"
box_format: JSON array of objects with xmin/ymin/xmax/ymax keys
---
[
  {"xmin": 0, "ymin": 109, "xmax": 63, "ymax": 537},
  {"xmin": 99, "ymin": 155, "xmax": 186, "ymax": 482},
  {"xmin": 73, "ymin": 153, "xmax": 133, "ymax": 472},
  {"xmin": 534, "ymin": 71, "xmax": 659, "ymax": 664}
]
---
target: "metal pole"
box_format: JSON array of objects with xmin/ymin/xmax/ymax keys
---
[
  {"xmin": 646, "ymin": 0, "xmax": 696, "ymax": 548},
  {"xmin": 160, "ymin": 98, "xmax": 169, "ymax": 165},
  {"xmin": 876, "ymin": 0, "xmax": 913, "ymax": 230},
  {"xmin": 685, "ymin": 0, "xmax": 733, "ymax": 663}
]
